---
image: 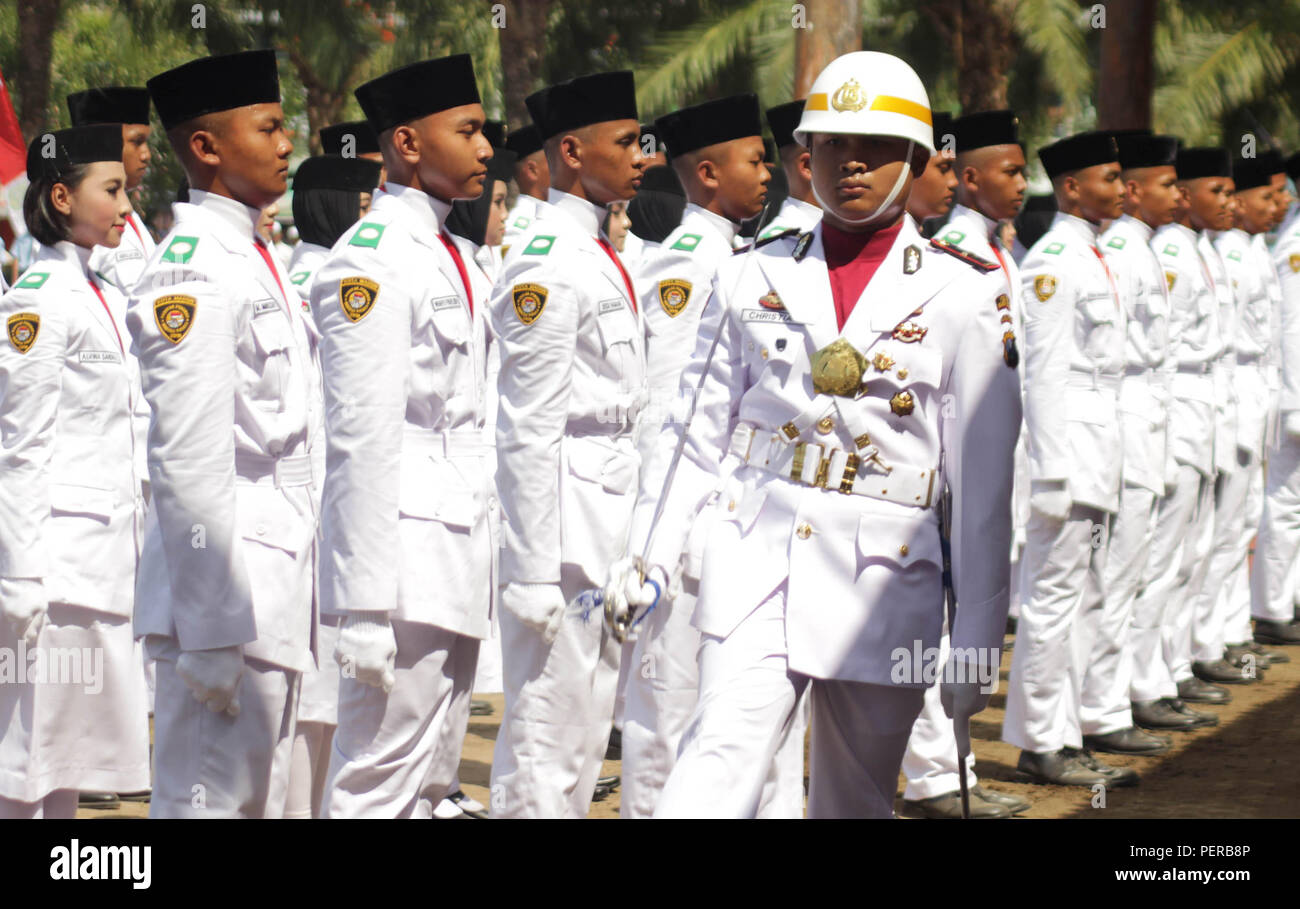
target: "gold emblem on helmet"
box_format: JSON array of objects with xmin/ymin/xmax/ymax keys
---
[{"xmin": 831, "ymin": 79, "xmax": 867, "ymax": 113}]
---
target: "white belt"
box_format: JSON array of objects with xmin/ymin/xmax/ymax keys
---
[
  {"xmin": 403, "ymin": 426, "xmax": 491, "ymax": 457},
  {"xmin": 1176, "ymin": 361, "xmax": 1213, "ymax": 375},
  {"xmin": 236, "ymin": 452, "xmax": 314, "ymax": 488},
  {"xmin": 1066, "ymin": 371, "xmax": 1122, "ymax": 391},
  {"xmin": 728, "ymin": 423, "xmax": 937, "ymax": 509},
  {"xmin": 1236, "ymin": 351, "xmax": 1265, "ymax": 365}
]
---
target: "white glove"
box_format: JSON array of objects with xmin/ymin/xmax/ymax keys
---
[
  {"xmin": 500, "ymin": 582, "xmax": 566, "ymax": 644},
  {"xmin": 1, "ymin": 577, "xmax": 48, "ymax": 647},
  {"xmin": 940, "ymin": 659, "xmax": 993, "ymax": 758},
  {"xmin": 335, "ymin": 612, "xmax": 397, "ymax": 693},
  {"xmin": 176, "ymin": 645, "xmax": 244, "ymax": 717},
  {"xmin": 1029, "ymin": 478, "xmax": 1071, "ymax": 521}
]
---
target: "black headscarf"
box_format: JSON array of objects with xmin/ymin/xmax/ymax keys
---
[{"xmin": 627, "ymin": 165, "xmax": 686, "ymax": 243}]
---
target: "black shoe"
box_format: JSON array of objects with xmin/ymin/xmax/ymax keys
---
[
  {"xmin": 1005, "ymin": 615, "xmax": 1018, "ymax": 637},
  {"xmin": 447, "ymin": 789, "xmax": 488, "ymax": 819},
  {"xmin": 1015, "ymin": 749, "xmax": 1108, "ymax": 787},
  {"xmin": 1224, "ymin": 644, "xmax": 1270, "ymax": 672},
  {"xmin": 901, "ymin": 789, "xmax": 1011, "ymax": 818},
  {"xmin": 592, "ymin": 775, "xmax": 621, "ymax": 802},
  {"xmin": 1177, "ymin": 676, "xmax": 1231, "ymax": 704},
  {"xmin": 1133, "ymin": 698, "xmax": 1208, "ymax": 731},
  {"xmin": 1166, "ymin": 697, "xmax": 1219, "ymax": 727},
  {"xmin": 1066, "ymin": 748, "xmax": 1139, "ymax": 787},
  {"xmin": 78, "ymin": 791, "xmax": 120, "ymax": 809},
  {"xmin": 971, "ymin": 784, "xmax": 1031, "ymax": 815},
  {"xmin": 1254, "ymin": 618, "xmax": 1300, "ymax": 645},
  {"xmin": 1193, "ymin": 658, "xmax": 1256, "ymax": 684},
  {"xmin": 1083, "ymin": 726, "xmax": 1171, "ymax": 755},
  {"xmin": 604, "ymin": 726, "xmax": 622, "ymax": 761},
  {"xmin": 116, "ymin": 790, "xmax": 151, "ymax": 803},
  {"xmin": 1246, "ymin": 640, "xmax": 1289, "ymax": 663},
  {"xmin": 469, "ymin": 699, "xmax": 493, "ymax": 716}
]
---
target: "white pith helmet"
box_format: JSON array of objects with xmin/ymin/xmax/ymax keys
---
[{"xmin": 793, "ymin": 51, "xmax": 935, "ymax": 153}]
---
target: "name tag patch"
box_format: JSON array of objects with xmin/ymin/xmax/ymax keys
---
[
  {"xmin": 742, "ymin": 308, "xmax": 802, "ymax": 324},
  {"xmin": 79, "ymin": 349, "xmax": 122, "ymax": 364},
  {"xmin": 431, "ymin": 296, "xmax": 462, "ymax": 312},
  {"xmin": 599, "ymin": 298, "xmax": 625, "ymax": 315},
  {"xmin": 253, "ymin": 298, "xmax": 281, "ymax": 317}
]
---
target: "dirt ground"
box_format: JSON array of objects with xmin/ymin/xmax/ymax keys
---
[{"xmin": 79, "ymin": 630, "xmax": 1300, "ymax": 819}]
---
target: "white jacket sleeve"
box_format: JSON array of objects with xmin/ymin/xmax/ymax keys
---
[{"xmin": 1019, "ymin": 260, "xmax": 1074, "ymax": 485}]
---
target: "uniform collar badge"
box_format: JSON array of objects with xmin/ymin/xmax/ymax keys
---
[
  {"xmin": 892, "ymin": 320, "xmax": 927, "ymax": 343},
  {"xmin": 759, "ymin": 289, "xmax": 786, "ymax": 310},
  {"xmin": 793, "ymin": 232, "xmax": 814, "ymax": 261},
  {"xmin": 903, "ymin": 245, "xmax": 921, "ymax": 274}
]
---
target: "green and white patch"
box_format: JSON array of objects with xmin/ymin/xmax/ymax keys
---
[
  {"xmin": 671, "ymin": 233, "xmax": 703, "ymax": 252},
  {"xmin": 522, "ymin": 234, "xmax": 556, "ymax": 255},
  {"xmin": 1043, "ymin": 242, "xmax": 1064, "ymax": 255},
  {"xmin": 349, "ymin": 223, "xmax": 386, "ymax": 248},
  {"xmin": 513, "ymin": 216, "xmax": 531, "ymax": 229},
  {"xmin": 161, "ymin": 236, "xmax": 199, "ymax": 263},
  {"xmin": 1106, "ymin": 236, "xmax": 1125, "ymax": 249},
  {"xmin": 1227, "ymin": 250, "xmax": 1242, "ymax": 262},
  {"xmin": 942, "ymin": 230, "xmax": 966, "ymax": 245},
  {"xmin": 1162, "ymin": 243, "xmax": 1178, "ymax": 256},
  {"xmin": 15, "ymin": 271, "xmax": 49, "ymax": 289},
  {"xmin": 290, "ymin": 270, "xmax": 311, "ymax": 286}
]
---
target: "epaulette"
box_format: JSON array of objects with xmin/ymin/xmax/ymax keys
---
[
  {"xmin": 732, "ymin": 227, "xmax": 800, "ymax": 255},
  {"xmin": 928, "ymin": 237, "xmax": 999, "ymax": 272},
  {"xmin": 994, "ymin": 292, "xmax": 1019, "ymax": 369}
]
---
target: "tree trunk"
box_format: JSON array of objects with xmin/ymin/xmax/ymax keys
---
[
  {"xmin": 921, "ymin": 0, "xmax": 1018, "ymax": 112},
  {"xmin": 15, "ymin": 0, "xmax": 62, "ymax": 143},
  {"xmin": 1096, "ymin": 0, "xmax": 1156, "ymax": 130},
  {"xmin": 795, "ymin": 0, "xmax": 861, "ymax": 98},
  {"xmin": 285, "ymin": 46, "xmax": 351, "ymax": 156},
  {"xmin": 499, "ymin": 0, "xmax": 551, "ymax": 131}
]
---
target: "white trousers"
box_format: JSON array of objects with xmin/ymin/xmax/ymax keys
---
[
  {"xmin": 1252, "ymin": 436, "xmax": 1300, "ymax": 622},
  {"xmin": 654, "ymin": 583, "xmax": 924, "ymax": 819},
  {"xmin": 147, "ymin": 637, "xmax": 299, "ymax": 818},
  {"xmin": 621, "ymin": 576, "xmax": 806, "ymax": 818},
  {"xmin": 490, "ymin": 567, "xmax": 622, "ymax": 818},
  {"xmin": 1222, "ymin": 463, "xmax": 1264, "ymax": 646},
  {"xmin": 901, "ymin": 630, "xmax": 977, "ymax": 800},
  {"xmin": 1002, "ymin": 504, "xmax": 1109, "ymax": 753},
  {"xmin": 323, "ymin": 620, "xmax": 479, "ymax": 818},
  {"xmin": 1196, "ymin": 455, "xmax": 1254, "ymax": 661},
  {"xmin": 0, "ymin": 789, "xmax": 78, "ymax": 819},
  {"xmin": 1164, "ymin": 469, "xmax": 1215, "ymax": 683},
  {"xmin": 285, "ymin": 721, "xmax": 334, "ymax": 819},
  {"xmin": 1080, "ymin": 484, "xmax": 1156, "ymax": 735}
]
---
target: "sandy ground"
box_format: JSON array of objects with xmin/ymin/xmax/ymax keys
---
[{"xmin": 78, "ymin": 630, "xmax": 1300, "ymax": 819}]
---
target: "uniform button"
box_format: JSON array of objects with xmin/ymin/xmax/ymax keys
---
[
  {"xmin": 728, "ymin": 500, "xmax": 737, "ymax": 512},
  {"xmin": 256, "ymin": 524, "xmax": 267, "ymax": 536},
  {"xmin": 816, "ymin": 416, "xmax": 834, "ymax": 434},
  {"xmin": 897, "ymin": 368, "xmax": 909, "ymax": 379},
  {"xmin": 488, "ymin": 496, "xmax": 498, "ymax": 510},
  {"xmin": 796, "ymin": 522, "xmax": 812, "ymax": 540},
  {"xmin": 760, "ymin": 347, "xmax": 769, "ymax": 360},
  {"xmin": 899, "ymin": 543, "xmax": 909, "ymax": 557}
]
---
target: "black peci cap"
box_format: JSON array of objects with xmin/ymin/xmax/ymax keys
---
[
  {"xmin": 355, "ymin": 54, "xmax": 481, "ymax": 134},
  {"xmin": 1116, "ymin": 133, "xmax": 1178, "ymax": 170},
  {"xmin": 504, "ymin": 124, "xmax": 543, "ymax": 158},
  {"xmin": 1176, "ymin": 147, "xmax": 1231, "ymax": 180},
  {"xmin": 67, "ymin": 87, "xmax": 151, "ymax": 127},
  {"xmin": 525, "ymin": 71, "xmax": 638, "ymax": 140},
  {"xmin": 765, "ymin": 100, "xmax": 806, "ymax": 151},
  {"xmin": 953, "ymin": 110, "xmax": 1020, "ymax": 152},
  {"xmin": 1038, "ymin": 132, "xmax": 1119, "ymax": 178},
  {"xmin": 293, "ymin": 155, "xmax": 383, "ymax": 193},
  {"xmin": 26, "ymin": 124, "xmax": 125, "ymax": 180},
  {"xmin": 147, "ymin": 49, "xmax": 281, "ymax": 131},
  {"xmin": 483, "ymin": 120, "xmax": 506, "ymax": 149},
  {"xmin": 931, "ymin": 111, "xmax": 954, "ymax": 149},
  {"xmin": 1231, "ymin": 152, "xmax": 1277, "ymax": 191},
  {"xmin": 320, "ymin": 120, "xmax": 380, "ymax": 157},
  {"xmin": 655, "ymin": 94, "xmax": 763, "ymax": 157}
]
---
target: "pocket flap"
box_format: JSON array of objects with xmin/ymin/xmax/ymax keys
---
[
  {"xmin": 398, "ymin": 457, "xmax": 482, "ymax": 527},
  {"xmin": 1082, "ymin": 294, "xmax": 1119, "ymax": 324},
  {"xmin": 1065, "ymin": 387, "xmax": 1113, "ymax": 426},
  {"xmin": 856, "ymin": 510, "xmax": 941, "ymax": 569},
  {"xmin": 595, "ymin": 302, "xmax": 637, "ymax": 349},
  {"xmin": 249, "ymin": 313, "xmax": 292, "ymax": 354},
  {"xmin": 49, "ymin": 483, "xmax": 115, "ymax": 519},
  {"xmin": 566, "ymin": 441, "xmax": 637, "ymax": 495},
  {"xmin": 429, "ymin": 297, "xmax": 470, "ymax": 345},
  {"xmin": 241, "ymin": 515, "xmax": 304, "ymax": 554}
]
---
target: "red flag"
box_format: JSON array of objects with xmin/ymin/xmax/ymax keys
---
[{"xmin": 0, "ymin": 67, "xmax": 26, "ymax": 185}]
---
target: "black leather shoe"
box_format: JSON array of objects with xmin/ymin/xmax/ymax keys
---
[
  {"xmin": 1247, "ymin": 640, "xmax": 1289, "ymax": 663},
  {"xmin": 592, "ymin": 775, "xmax": 621, "ymax": 802},
  {"xmin": 469, "ymin": 699, "xmax": 493, "ymax": 716},
  {"xmin": 1254, "ymin": 618, "xmax": 1300, "ymax": 645},
  {"xmin": 1193, "ymin": 658, "xmax": 1256, "ymax": 684},
  {"xmin": 1015, "ymin": 749, "xmax": 1108, "ymax": 787},
  {"xmin": 604, "ymin": 727, "xmax": 622, "ymax": 761},
  {"xmin": 1067, "ymin": 748, "xmax": 1139, "ymax": 787},
  {"xmin": 1167, "ymin": 697, "xmax": 1219, "ymax": 727},
  {"xmin": 901, "ymin": 789, "xmax": 1011, "ymax": 818},
  {"xmin": 1132, "ymin": 699, "xmax": 1207, "ymax": 730},
  {"xmin": 1083, "ymin": 726, "xmax": 1171, "ymax": 755},
  {"xmin": 116, "ymin": 790, "xmax": 151, "ymax": 803},
  {"xmin": 1224, "ymin": 644, "xmax": 1270, "ymax": 671},
  {"xmin": 1177, "ymin": 676, "xmax": 1231, "ymax": 703},
  {"xmin": 78, "ymin": 791, "xmax": 120, "ymax": 809},
  {"xmin": 1005, "ymin": 616, "xmax": 1018, "ymax": 637},
  {"xmin": 447, "ymin": 789, "xmax": 488, "ymax": 819},
  {"xmin": 971, "ymin": 784, "xmax": 1030, "ymax": 815}
]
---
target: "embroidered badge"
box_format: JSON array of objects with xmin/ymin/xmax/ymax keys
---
[
  {"xmin": 522, "ymin": 235, "xmax": 556, "ymax": 256},
  {"xmin": 1034, "ymin": 275, "xmax": 1058, "ymax": 301},
  {"xmin": 6, "ymin": 313, "xmax": 39, "ymax": 353},
  {"xmin": 1107, "ymin": 236, "xmax": 1125, "ymax": 249},
  {"xmin": 890, "ymin": 390, "xmax": 915, "ymax": 416},
  {"xmin": 290, "ymin": 270, "xmax": 311, "ymax": 286},
  {"xmin": 1162, "ymin": 243, "xmax": 1178, "ymax": 257},
  {"xmin": 1290, "ymin": 254, "xmax": 1300, "ymax": 274},
  {"xmin": 903, "ymin": 245, "xmax": 921, "ymax": 275},
  {"xmin": 512, "ymin": 283, "xmax": 548, "ymax": 325},
  {"xmin": 339, "ymin": 277, "xmax": 379, "ymax": 322},
  {"xmin": 1043, "ymin": 242, "xmax": 1064, "ymax": 255},
  {"xmin": 349, "ymin": 223, "xmax": 386, "ymax": 248},
  {"xmin": 942, "ymin": 230, "xmax": 966, "ymax": 245},
  {"xmin": 892, "ymin": 320, "xmax": 927, "ymax": 343},
  {"xmin": 1166, "ymin": 271, "xmax": 1178, "ymax": 291},
  {"xmin": 513, "ymin": 216, "xmax": 531, "ymax": 229},
  {"xmin": 670, "ymin": 233, "xmax": 702, "ymax": 252},
  {"xmin": 161, "ymin": 236, "xmax": 199, "ymax": 263},
  {"xmin": 14, "ymin": 271, "xmax": 49, "ymax": 289},
  {"xmin": 759, "ymin": 290, "xmax": 786, "ymax": 311},
  {"xmin": 153, "ymin": 295, "xmax": 197, "ymax": 343},
  {"xmin": 1003, "ymin": 331, "xmax": 1019, "ymax": 369},
  {"xmin": 658, "ymin": 279, "xmax": 692, "ymax": 317}
]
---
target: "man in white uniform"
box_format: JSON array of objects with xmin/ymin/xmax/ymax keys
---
[
  {"xmin": 489, "ymin": 71, "xmax": 648, "ymax": 818},
  {"xmin": 502, "ymin": 125, "xmax": 549, "ymax": 253},
  {"xmin": 130, "ymin": 50, "xmax": 319, "ymax": 817},
  {"xmin": 1002, "ymin": 132, "xmax": 1136, "ymax": 787}
]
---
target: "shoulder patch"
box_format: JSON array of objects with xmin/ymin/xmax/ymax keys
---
[
  {"xmin": 670, "ymin": 233, "xmax": 703, "ymax": 252},
  {"xmin": 512, "ymin": 216, "xmax": 531, "ymax": 229},
  {"xmin": 1033, "ymin": 275, "xmax": 1058, "ymax": 301},
  {"xmin": 1165, "ymin": 270, "xmax": 1177, "ymax": 291},
  {"xmin": 941, "ymin": 229, "xmax": 966, "ymax": 245},
  {"xmin": 928, "ymin": 237, "xmax": 998, "ymax": 272},
  {"xmin": 512, "ymin": 283, "xmax": 548, "ymax": 324},
  {"xmin": 14, "ymin": 271, "xmax": 49, "ymax": 290},
  {"xmin": 1227, "ymin": 250, "xmax": 1242, "ymax": 262},
  {"xmin": 153, "ymin": 295, "xmax": 197, "ymax": 343},
  {"xmin": 290, "ymin": 270, "xmax": 311, "ymax": 286},
  {"xmin": 339, "ymin": 277, "xmax": 379, "ymax": 322},
  {"xmin": 349, "ymin": 222, "xmax": 386, "ymax": 248},
  {"xmin": 1290, "ymin": 254, "xmax": 1300, "ymax": 274},
  {"xmin": 6, "ymin": 313, "xmax": 39, "ymax": 353},
  {"xmin": 793, "ymin": 231, "xmax": 814, "ymax": 261},
  {"xmin": 1043, "ymin": 242, "xmax": 1064, "ymax": 256},
  {"xmin": 658, "ymin": 279, "xmax": 692, "ymax": 317},
  {"xmin": 522, "ymin": 235, "xmax": 556, "ymax": 256},
  {"xmin": 994, "ymin": 294, "xmax": 1018, "ymax": 368},
  {"xmin": 757, "ymin": 224, "xmax": 793, "ymax": 241},
  {"xmin": 1162, "ymin": 243, "xmax": 1178, "ymax": 257},
  {"xmin": 161, "ymin": 236, "xmax": 199, "ymax": 263},
  {"xmin": 1106, "ymin": 236, "xmax": 1125, "ymax": 250}
]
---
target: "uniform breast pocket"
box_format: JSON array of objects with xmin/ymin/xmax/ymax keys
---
[
  {"xmin": 596, "ymin": 301, "xmax": 641, "ymax": 386},
  {"xmin": 397, "ymin": 455, "xmax": 483, "ymax": 531},
  {"xmin": 246, "ymin": 313, "xmax": 294, "ymax": 409},
  {"xmin": 1079, "ymin": 294, "xmax": 1120, "ymax": 359},
  {"xmin": 743, "ymin": 326, "xmax": 800, "ymax": 387}
]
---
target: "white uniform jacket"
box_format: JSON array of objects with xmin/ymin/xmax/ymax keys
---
[
  {"xmin": 491, "ymin": 188, "xmax": 648, "ymax": 590},
  {"xmin": 630, "ymin": 216, "xmax": 1021, "ymax": 684},
  {"xmin": 1153, "ymin": 223, "xmax": 1218, "ymax": 478},
  {"xmin": 1018, "ymin": 213, "xmax": 1126, "ymax": 512},
  {"xmin": 1100, "ymin": 214, "xmax": 1171, "ymax": 494},
  {"xmin": 312, "ymin": 185, "xmax": 493, "ymax": 639},
  {"xmin": 755, "ymin": 196, "xmax": 822, "ymax": 243},
  {"xmin": 1199, "ymin": 232, "xmax": 1238, "ymax": 473},
  {"xmin": 0, "ymin": 242, "xmax": 146, "ymax": 619},
  {"xmin": 1271, "ymin": 222, "xmax": 1300, "ymax": 438},
  {"xmin": 938, "ymin": 203, "xmax": 1022, "ymax": 335},
  {"xmin": 1215, "ymin": 228, "xmax": 1271, "ymax": 459},
  {"xmin": 126, "ymin": 190, "xmax": 319, "ymax": 673},
  {"xmin": 502, "ymin": 194, "xmax": 545, "ymax": 255},
  {"xmin": 89, "ymin": 209, "xmax": 156, "ymax": 297}
]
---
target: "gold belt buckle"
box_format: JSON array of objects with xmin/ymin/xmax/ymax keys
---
[
  {"xmin": 838, "ymin": 452, "xmax": 859, "ymax": 494},
  {"xmin": 790, "ymin": 441, "xmax": 807, "ymax": 482},
  {"xmin": 810, "ymin": 338, "xmax": 868, "ymax": 398}
]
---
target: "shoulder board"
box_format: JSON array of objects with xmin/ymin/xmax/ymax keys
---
[
  {"xmin": 732, "ymin": 228, "xmax": 799, "ymax": 255},
  {"xmin": 928, "ymin": 237, "xmax": 999, "ymax": 272}
]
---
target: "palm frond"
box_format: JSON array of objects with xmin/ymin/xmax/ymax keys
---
[{"xmin": 1012, "ymin": 0, "xmax": 1092, "ymax": 118}]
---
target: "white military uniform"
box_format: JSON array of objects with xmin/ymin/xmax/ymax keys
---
[
  {"xmin": 312, "ymin": 185, "xmax": 493, "ymax": 818},
  {"xmin": 623, "ymin": 203, "xmax": 804, "ymax": 818},
  {"xmin": 1251, "ymin": 223, "xmax": 1300, "ymax": 624},
  {"xmin": 127, "ymin": 189, "xmax": 320, "ymax": 818},
  {"xmin": 1076, "ymin": 215, "xmax": 1170, "ymax": 732},
  {"xmin": 88, "ymin": 208, "xmax": 156, "ymax": 296},
  {"xmin": 1002, "ymin": 212, "xmax": 1125, "ymax": 755},
  {"xmin": 755, "ymin": 196, "xmax": 822, "ymax": 242},
  {"xmin": 502, "ymin": 193, "xmax": 544, "ymax": 254},
  {"xmin": 490, "ymin": 188, "xmax": 648, "ymax": 818},
  {"xmin": 633, "ymin": 217, "xmax": 1019, "ymax": 817},
  {"xmin": 0, "ymin": 243, "xmax": 150, "ymax": 813}
]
